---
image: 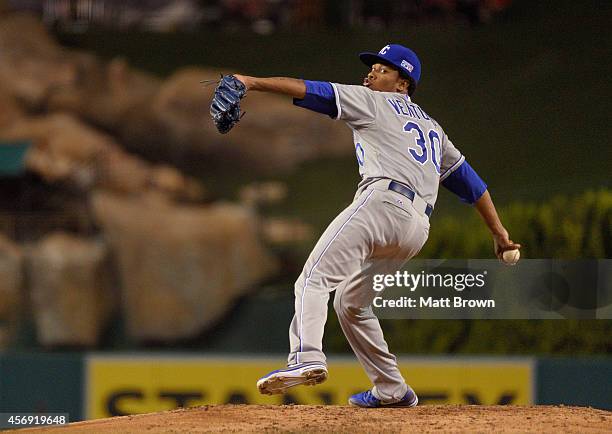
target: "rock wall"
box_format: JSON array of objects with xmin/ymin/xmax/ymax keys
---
[
  {"xmin": 0, "ymin": 12, "xmax": 321, "ymax": 348},
  {"xmin": 0, "ymin": 13, "xmax": 351, "ymax": 174},
  {"xmin": 0, "ymin": 113, "xmax": 204, "ymax": 199}
]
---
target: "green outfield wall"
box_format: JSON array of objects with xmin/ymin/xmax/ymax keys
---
[
  {"xmin": 536, "ymin": 358, "xmax": 612, "ymax": 410},
  {"xmin": 0, "ymin": 353, "xmax": 83, "ymax": 420}
]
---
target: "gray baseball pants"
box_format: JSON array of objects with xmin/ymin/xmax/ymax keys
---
[{"xmin": 287, "ymin": 178, "xmax": 430, "ymax": 401}]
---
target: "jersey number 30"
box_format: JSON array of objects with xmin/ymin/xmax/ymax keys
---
[{"xmin": 403, "ymin": 121, "xmax": 441, "ymax": 174}]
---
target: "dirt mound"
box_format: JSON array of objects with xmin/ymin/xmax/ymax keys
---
[{"xmin": 20, "ymin": 404, "xmax": 611, "ymax": 433}]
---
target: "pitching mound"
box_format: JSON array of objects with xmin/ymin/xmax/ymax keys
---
[{"xmin": 20, "ymin": 405, "xmax": 611, "ymax": 433}]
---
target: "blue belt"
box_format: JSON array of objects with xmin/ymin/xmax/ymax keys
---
[{"xmin": 388, "ymin": 181, "xmax": 433, "ymax": 218}]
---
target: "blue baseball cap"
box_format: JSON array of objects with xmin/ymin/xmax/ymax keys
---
[{"xmin": 359, "ymin": 44, "xmax": 422, "ymax": 86}]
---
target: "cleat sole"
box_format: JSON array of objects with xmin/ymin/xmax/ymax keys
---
[{"xmin": 257, "ymin": 368, "xmax": 328, "ymax": 395}]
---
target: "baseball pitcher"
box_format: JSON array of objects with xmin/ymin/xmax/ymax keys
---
[{"xmin": 209, "ymin": 43, "xmax": 521, "ymax": 407}]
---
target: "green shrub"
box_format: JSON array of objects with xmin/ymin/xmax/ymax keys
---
[{"xmin": 420, "ymin": 189, "xmax": 612, "ymax": 259}]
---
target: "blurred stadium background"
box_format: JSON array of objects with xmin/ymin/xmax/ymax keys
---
[{"xmin": 0, "ymin": 0, "xmax": 610, "ymax": 422}]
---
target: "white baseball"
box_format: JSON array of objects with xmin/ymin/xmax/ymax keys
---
[{"xmin": 502, "ymin": 249, "xmax": 520, "ymax": 265}]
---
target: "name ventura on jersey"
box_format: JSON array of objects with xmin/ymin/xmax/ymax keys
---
[{"xmin": 385, "ymin": 97, "xmax": 432, "ymax": 122}]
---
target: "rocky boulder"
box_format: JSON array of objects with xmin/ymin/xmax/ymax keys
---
[
  {"xmin": 147, "ymin": 67, "xmax": 351, "ymax": 172},
  {"xmin": 0, "ymin": 86, "xmax": 25, "ymax": 129},
  {"xmin": 27, "ymin": 232, "xmax": 116, "ymax": 347},
  {"xmin": 0, "ymin": 113, "xmax": 204, "ymax": 200},
  {"xmin": 91, "ymin": 191, "xmax": 278, "ymax": 343},
  {"xmin": 0, "ymin": 234, "xmax": 23, "ymax": 325},
  {"xmin": 0, "ymin": 13, "xmax": 74, "ymax": 109},
  {"xmin": 47, "ymin": 56, "xmax": 162, "ymax": 133}
]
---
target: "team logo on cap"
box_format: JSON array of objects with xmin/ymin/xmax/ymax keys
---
[
  {"xmin": 379, "ymin": 45, "xmax": 391, "ymax": 55},
  {"xmin": 401, "ymin": 60, "xmax": 414, "ymax": 72}
]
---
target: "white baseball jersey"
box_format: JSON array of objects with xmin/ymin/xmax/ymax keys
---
[{"xmin": 330, "ymin": 83, "xmax": 465, "ymax": 206}]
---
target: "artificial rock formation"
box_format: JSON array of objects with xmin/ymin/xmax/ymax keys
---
[
  {"xmin": 0, "ymin": 11, "xmax": 338, "ymax": 349},
  {"xmin": 148, "ymin": 67, "xmax": 350, "ymax": 172},
  {"xmin": 0, "ymin": 113, "xmax": 204, "ymax": 200},
  {"xmin": 0, "ymin": 86, "xmax": 25, "ymax": 129},
  {"xmin": 91, "ymin": 191, "xmax": 278, "ymax": 342},
  {"xmin": 0, "ymin": 234, "xmax": 23, "ymax": 324},
  {"xmin": 0, "ymin": 13, "xmax": 352, "ymax": 174},
  {"xmin": 0, "ymin": 12, "xmax": 69, "ymax": 109},
  {"xmin": 27, "ymin": 232, "xmax": 116, "ymax": 347}
]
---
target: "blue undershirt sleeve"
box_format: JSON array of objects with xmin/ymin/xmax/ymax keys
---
[
  {"xmin": 293, "ymin": 80, "xmax": 338, "ymax": 118},
  {"xmin": 441, "ymin": 160, "xmax": 488, "ymax": 204}
]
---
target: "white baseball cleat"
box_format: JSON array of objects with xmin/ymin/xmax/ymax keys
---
[{"xmin": 257, "ymin": 362, "xmax": 328, "ymax": 395}]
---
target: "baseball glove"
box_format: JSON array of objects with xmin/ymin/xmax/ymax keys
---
[{"xmin": 209, "ymin": 75, "xmax": 247, "ymax": 134}]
